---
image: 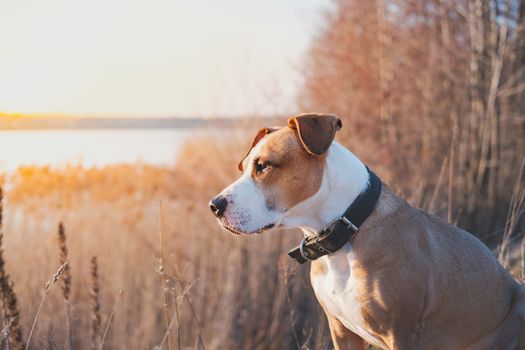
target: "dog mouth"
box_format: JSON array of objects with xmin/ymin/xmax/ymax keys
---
[{"xmin": 219, "ymin": 220, "xmax": 274, "ymax": 235}]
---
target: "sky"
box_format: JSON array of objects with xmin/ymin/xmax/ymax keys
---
[{"xmin": 0, "ymin": 0, "xmax": 326, "ymax": 117}]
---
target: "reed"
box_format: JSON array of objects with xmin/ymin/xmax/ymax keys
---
[
  {"xmin": 498, "ymin": 160, "xmax": 525, "ymax": 279},
  {"xmin": 58, "ymin": 222, "xmax": 71, "ymax": 301},
  {"xmin": 25, "ymin": 262, "xmax": 69, "ymax": 350},
  {"xmin": 0, "ymin": 315, "xmax": 17, "ymax": 346},
  {"xmin": 0, "ymin": 129, "xmax": 523, "ymax": 349},
  {"xmin": 90, "ymin": 257, "xmax": 101, "ymax": 350},
  {"xmin": 57, "ymin": 222, "xmax": 73, "ymax": 350},
  {"xmin": 0, "ymin": 187, "xmax": 24, "ymax": 350},
  {"xmin": 158, "ymin": 201, "xmax": 177, "ymax": 350},
  {"xmin": 99, "ymin": 289, "xmax": 122, "ymax": 350}
]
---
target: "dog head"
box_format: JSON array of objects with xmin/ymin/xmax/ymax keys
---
[{"xmin": 209, "ymin": 113, "xmax": 342, "ymax": 235}]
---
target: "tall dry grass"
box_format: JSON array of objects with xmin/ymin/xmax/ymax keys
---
[
  {"xmin": 0, "ymin": 122, "xmax": 522, "ymax": 349},
  {"xmin": 0, "ymin": 1, "xmax": 522, "ymax": 348},
  {"xmin": 0, "ymin": 130, "xmax": 331, "ymax": 349},
  {"xmin": 0, "ymin": 188, "xmax": 24, "ymax": 350},
  {"xmin": 300, "ymin": 0, "xmax": 525, "ymax": 242}
]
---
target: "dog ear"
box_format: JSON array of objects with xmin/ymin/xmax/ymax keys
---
[
  {"xmin": 238, "ymin": 127, "xmax": 279, "ymax": 171},
  {"xmin": 288, "ymin": 114, "xmax": 342, "ymax": 155}
]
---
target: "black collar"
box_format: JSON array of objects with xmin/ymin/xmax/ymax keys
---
[{"xmin": 288, "ymin": 167, "xmax": 382, "ymax": 264}]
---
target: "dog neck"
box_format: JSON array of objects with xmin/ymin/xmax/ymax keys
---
[{"xmin": 281, "ymin": 142, "xmax": 369, "ymax": 238}]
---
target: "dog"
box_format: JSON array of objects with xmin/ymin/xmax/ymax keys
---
[{"xmin": 209, "ymin": 113, "xmax": 525, "ymax": 349}]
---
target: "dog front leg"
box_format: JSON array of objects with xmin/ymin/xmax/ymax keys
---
[{"xmin": 326, "ymin": 313, "xmax": 366, "ymax": 350}]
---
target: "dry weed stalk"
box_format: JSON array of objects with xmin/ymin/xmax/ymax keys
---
[
  {"xmin": 99, "ymin": 289, "xmax": 122, "ymax": 350},
  {"xmin": 0, "ymin": 187, "xmax": 24, "ymax": 350},
  {"xmin": 160, "ymin": 257, "xmax": 206, "ymax": 350},
  {"xmin": 178, "ymin": 283, "xmax": 205, "ymax": 350},
  {"xmin": 58, "ymin": 222, "xmax": 71, "ymax": 300},
  {"xmin": 156, "ymin": 275, "xmax": 200, "ymax": 350},
  {"xmin": 90, "ymin": 257, "xmax": 101, "ymax": 350},
  {"xmin": 26, "ymin": 261, "xmax": 68, "ymax": 350},
  {"xmin": 0, "ymin": 316, "xmax": 17, "ymax": 345},
  {"xmin": 278, "ymin": 257, "xmax": 301, "ymax": 350},
  {"xmin": 498, "ymin": 160, "xmax": 525, "ymax": 275},
  {"xmin": 58, "ymin": 222, "xmax": 73, "ymax": 350},
  {"xmin": 158, "ymin": 201, "xmax": 177, "ymax": 350}
]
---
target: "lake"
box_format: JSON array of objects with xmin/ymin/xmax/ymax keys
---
[{"xmin": 0, "ymin": 128, "xmax": 195, "ymax": 171}]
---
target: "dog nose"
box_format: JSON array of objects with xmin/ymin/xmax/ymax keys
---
[{"xmin": 209, "ymin": 195, "xmax": 228, "ymax": 218}]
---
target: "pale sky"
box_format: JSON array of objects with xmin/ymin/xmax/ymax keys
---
[{"xmin": 0, "ymin": 0, "xmax": 326, "ymax": 117}]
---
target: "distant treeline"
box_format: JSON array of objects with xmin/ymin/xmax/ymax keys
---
[
  {"xmin": 299, "ymin": 0, "xmax": 525, "ymax": 239},
  {"xmin": 0, "ymin": 116, "xmax": 202, "ymax": 130},
  {"xmin": 0, "ymin": 115, "xmax": 279, "ymax": 130},
  {"xmin": 0, "ymin": 115, "xmax": 282, "ymax": 130}
]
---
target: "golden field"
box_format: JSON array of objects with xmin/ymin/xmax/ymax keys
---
[
  {"xmin": 0, "ymin": 131, "xmax": 333, "ymax": 349},
  {"xmin": 0, "ymin": 0, "xmax": 524, "ymax": 349},
  {"xmin": 0, "ymin": 123, "xmax": 523, "ymax": 349}
]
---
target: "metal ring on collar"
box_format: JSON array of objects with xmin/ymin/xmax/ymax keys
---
[{"xmin": 299, "ymin": 238, "xmax": 315, "ymax": 261}]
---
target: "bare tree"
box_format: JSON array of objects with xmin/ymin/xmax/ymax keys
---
[{"xmin": 299, "ymin": 0, "xmax": 525, "ymax": 239}]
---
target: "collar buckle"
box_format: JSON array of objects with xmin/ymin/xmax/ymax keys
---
[
  {"xmin": 299, "ymin": 236, "xmax": 334, "ymax": 262},
  {"xmin": 288, "ymin": 167, "xmax": 382, "ymax": 264},
  {"xmin": 321, "ymin": 216, "xmax": 359, "ymax": 236},
  {"xmin": 299, "ymin": 238, "xmax": 314, "ymax": 261},
  {"xmin": 340, "ymin": 216, "xmax": 359, "ymax": 232}
]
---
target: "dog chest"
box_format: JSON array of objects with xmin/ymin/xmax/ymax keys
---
[{"xmin": 310, "ymin": 252, "xmax": 384, "ymax": 348}]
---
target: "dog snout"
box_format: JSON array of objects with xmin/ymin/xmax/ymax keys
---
[{"xmin": 209, "ymin": 195, "xmax": 228, "ymax": 218}]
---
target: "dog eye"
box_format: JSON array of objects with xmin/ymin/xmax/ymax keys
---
[{"xmin": 254, "ymin": 159, "xmax": 271, "ymax": 174}]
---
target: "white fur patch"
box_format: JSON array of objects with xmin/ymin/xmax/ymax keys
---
[
  {"xmin": 216, "ymin": 133, "xmax": 381, "ymax": 344},
  {"xmin": 281, "ymin": 142, "xmax": 369, "ymax": 232},
  {"xmin": 216, "ymin": 135, "xmax": 281, "ymax": 234},
  {"xmin": 275, "ymin": 141, "xmax": 381, "ymax": 345},
  {"xmin": 311, "ymin": 246, "xmax": 386, "ymax": 348}
]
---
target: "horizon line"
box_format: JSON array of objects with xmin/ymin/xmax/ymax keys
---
[{"xmin": 0, "ymin": 111, "xmax": 294, "ymax": 120}]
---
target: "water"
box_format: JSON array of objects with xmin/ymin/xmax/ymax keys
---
[{"xmin": 0, "ymin": 128, "xmax": 194, "ymax": 171}]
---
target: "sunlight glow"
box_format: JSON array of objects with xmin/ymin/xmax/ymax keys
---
[{"xmin": 0, "ymin": 0, "xmax": 324, "ymax": 117}]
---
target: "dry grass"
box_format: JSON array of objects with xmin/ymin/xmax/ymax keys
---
[
  {"xmin": 0, "ymin": 124, "xmax": 522, "ymax": 350},
  {"xmin": 0, "ymin": 129, "xmax": 329, "ymax": 349},
  {"xmin": 89, "ymin": 257, "xmax": 101, "ymax": 350},
  {"xmin": 57, "ymin": 222, "xmax": 73, "ymax": 350},
  {"xmin": 26, "ymin": 261, "xmax": 68, "ymax": 350},
  {"xmin": 299, "ymin": 0, "xmax": 525, "ymax": 243},
  {"xmin": 0, "ymin": 188, "xmax": 24, "ymax": 350},
  {"xmin": 0, "ymin": 1, "xmax": 522, "ymax": 348}
]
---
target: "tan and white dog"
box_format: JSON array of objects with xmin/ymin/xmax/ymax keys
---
[{"xmin": 209, "ymin": 113, "xmax": 525, "ymax": 350}]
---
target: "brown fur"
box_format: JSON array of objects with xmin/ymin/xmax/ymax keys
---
[
  {"xmin": 313, "ymin": 185, "xmax": 525, "ymax": 349},
  {"xmin": 309, "ymin": 269, "xmax": 366, "ymax": 350},
  {"xmin": 238, "ymin": 114, "xmax": 343, "ymax": 212},
  {"xmin": 243, "ymin": 127, "xmax": 326, "ymax": 211},
  {"xmin": 288, "ymin": 113, "xmax": 342, "ymax": 155},
  {"xmin": 238, "ymin": 127, "xmax": 279, "ymax": 171},
  {"xmin": 326, "ymin": 313, "xmax": 366, "ymax": 350},
  {"xmin": 235, "ymin": 114, "xmax": 525, "ymax": 349},
  {"xmin": 311, "ymin": 259, "xmax": 327, "ymax": 277}
]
